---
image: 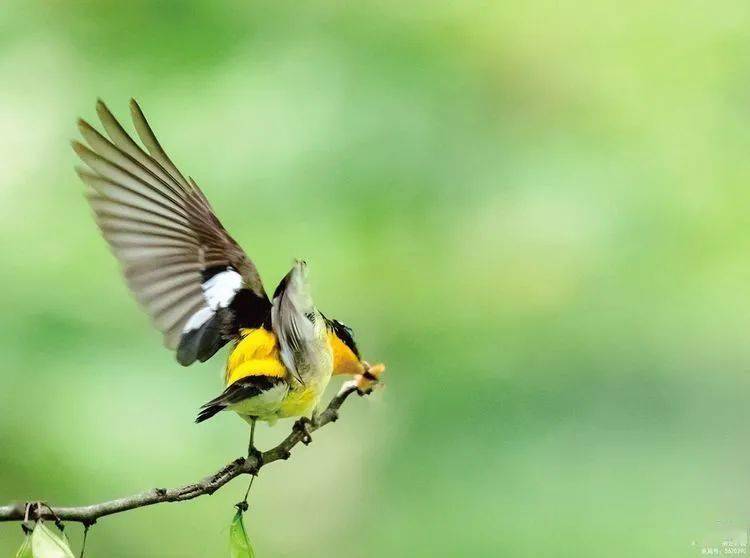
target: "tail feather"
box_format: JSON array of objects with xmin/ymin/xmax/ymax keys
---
[
  {"xmin": 195, "ymin": 403, "xmax": 225, "ymax": 423},
  {"xmin": 195, "ymin": 390, "xmax": 231, "ymax": 423},
  {"xmin": 195, "ymin": 375, "xmax": 284, "ymax": 424}
]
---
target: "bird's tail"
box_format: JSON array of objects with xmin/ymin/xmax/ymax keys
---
[
  {"xmin": 195, "ymin": 390, "xmax": 232, "ymax": 423},
  {"xmin": 195, "ymin": 403, "xmax": 225, "ymax": 423}
]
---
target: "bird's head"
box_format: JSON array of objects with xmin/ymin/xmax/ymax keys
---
[{"xmin": 324, "ymin": 317, "xmax": 386, "ymax": 391}]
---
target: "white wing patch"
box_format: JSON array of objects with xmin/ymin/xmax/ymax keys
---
[
  {"xmin": 182, "ymin": 270, "xmax": 243, "ymax": 334},
  {"xmin": 202, "ymin": 270, "xmax": 242, "ymax": 309},
  {"xmin": 182, "ymin": 306, "xmax": 215, "ymax": 333}
]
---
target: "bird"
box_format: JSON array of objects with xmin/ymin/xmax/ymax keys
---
[{"xmin": 72, "ymin": 99, "xmax": 377, "ymax": 457}]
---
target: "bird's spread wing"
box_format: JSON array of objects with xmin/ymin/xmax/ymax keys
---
[{"xmin": 73, "ymin": 99, "xmax": 271, "ymax": 365}]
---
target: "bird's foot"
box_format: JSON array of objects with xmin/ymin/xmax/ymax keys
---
[{"xmin": 293, "ymin": 417, "xmax": 313, "ymax": 445}]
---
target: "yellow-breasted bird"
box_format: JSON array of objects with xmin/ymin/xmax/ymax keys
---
[{"xmin": 72, "ymin": 99, "xmax": 378, "ymax": 456}]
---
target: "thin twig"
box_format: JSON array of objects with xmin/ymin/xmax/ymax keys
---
[
  {"xmin": 0, "ymin": 383, "xmax": 363, "ymax": 524},
  {"xmin": 79, "ymin": 524, "xmax": 90, "ymax": 558}
]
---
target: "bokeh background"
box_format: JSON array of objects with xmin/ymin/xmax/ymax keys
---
[{"xmin": 2, "ymin": 1, "xmax": 750, "ymax": 556}]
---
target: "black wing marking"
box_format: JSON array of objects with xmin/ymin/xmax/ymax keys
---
[{"xmin": 175, "ymin": 271, "xmax": 271, "ymax": 365}]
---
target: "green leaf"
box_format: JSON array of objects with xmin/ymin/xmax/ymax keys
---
[
  {"xmin": 15, "ymin": 535, "xmax": 33, "ymax": 558},
  {"xmin": 230, "ymin": 509, "xmax": 255, "ymax": 558},
  {"xmin": 30, "ymin": 522, "xmax": 75, "ymax": 558}
]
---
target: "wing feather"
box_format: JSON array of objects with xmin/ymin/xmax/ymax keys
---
[
  {"xmin": 129, "ymin": 99, "xmax": 191, "ymax": 190},
  {"xmin": 74, "ymin": 99, "xmax": 270, "ymax": 363},
  {"xmin": 96, "ymin": 100, "xmax": 187, "ymax": 193}
]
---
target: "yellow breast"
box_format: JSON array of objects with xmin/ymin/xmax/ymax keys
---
[{"xmin": 225, "ymin": 328, "xmax": 286, "ymax": 386}]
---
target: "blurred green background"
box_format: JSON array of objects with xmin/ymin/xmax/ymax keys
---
[{"xmin": 2, "ymin": 1, "xmax": 750, "ymax": 556}]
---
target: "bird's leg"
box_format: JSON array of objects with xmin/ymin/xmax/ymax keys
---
[
  {"xmin": 293, "ymin": 415, "xmax": 314, "ymax": 445},
  {"xmin": 246, "ymin": 418, "xmax": 263, "ymax": 465},
  {"xmin": 237, "ymin": 419, "xmax": 262, "ymax": 512},
  {"xmin": 236, "ymin": 474, "xmax": 256, "ymax": 512}
]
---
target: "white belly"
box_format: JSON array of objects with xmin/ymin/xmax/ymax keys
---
[{"xmin": 228, "ymin": 382, "xmax": 289, "ymax": 423}]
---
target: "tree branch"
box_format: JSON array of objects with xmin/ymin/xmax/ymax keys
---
[{"xmin": 0, "ymin": 382, "xmax": 366, "ymax": 525}]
